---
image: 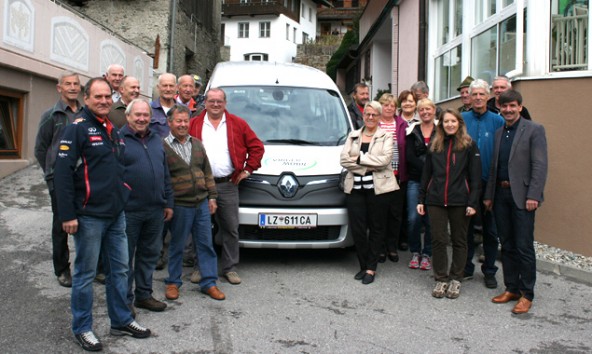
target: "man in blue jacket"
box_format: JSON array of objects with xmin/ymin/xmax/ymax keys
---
[
  {"xmin": 121, "ymin": 98, "xmax": 174, "ymax": 315},
  {"xmin": 54, "ymin": 78, "xmax": 151, "ymax": 351},
  {"xmin": 462, "ymin": 79, "xmax": 504, "ymax": 289}
]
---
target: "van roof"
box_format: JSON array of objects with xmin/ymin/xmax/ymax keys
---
[{"xmin": 209, "ymin": 62, "xmax": 338, "ymax": 90}]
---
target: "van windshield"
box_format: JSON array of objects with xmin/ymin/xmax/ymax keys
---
[{"xmin": 221, "ymin": 86, "xmax": 350, "ymax": 146}]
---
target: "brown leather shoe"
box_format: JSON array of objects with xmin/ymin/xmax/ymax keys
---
[
  {"xmin": 165, "ymin": 284, "xmax": 179, "ymax": 300},
  {"xmin": 491, "ymin": 291, "xmax": 521, "ymax": 303},
  {"xmin": 203, "ymin": 286, "xmax": 225, "ymax": 301},
  {"xmin": 512, "ymin": 297, "xmax": 532, "ymax": 314}
]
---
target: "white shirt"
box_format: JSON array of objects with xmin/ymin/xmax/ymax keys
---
[{"xmin": 202, "ymin": 112, "xmax": 234, "ymax": 178}]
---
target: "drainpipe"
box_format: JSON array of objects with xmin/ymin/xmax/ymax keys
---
[
  {"xmin": 417, "ymin": 0, "xmax": 427, "ymax": 81},
  {"xmin": 168, "ymin": 0, "xmax": 178, "ymax": 73}
]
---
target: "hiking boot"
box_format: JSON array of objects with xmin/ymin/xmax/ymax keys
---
[
  {"xmin": 408, "ymin": 253, "xmax": 420, "ymax": 269},
  {"xmin": 432, "ymin": 281, "xmax": 448, "ymax": 298},
  {"xmin": 75, "ymin": 331, "xmax": 102, "ymax": 352},
  {"xmin": 224, "ymin": 271, "xmax": 242, "ymax": 285},
  {"xmin": 446, "ymin": 280, "xmax": 461, "ymax": 299},
  {"xmin": 190, "ymin": 270, "xmax": 202, "ymax": 284},
  {"xmin": 110, "ymin": 320, "xmax": 151, "ymax": 338},
  {"xmin": 419, "ymin": 255, "xmax": 432, "ymax": 270},
  {"xmin": 135, "ymin": 296, "xmax": 167, "ymax": 312}
]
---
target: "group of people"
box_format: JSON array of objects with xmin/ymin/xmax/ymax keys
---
[
  {"xmin": 34, "ymin": 66, "xmax": 264, "ymax": 352},
  {"xmin": 341, "ymin": 78, "xmax": 548, "ymax": 315}
]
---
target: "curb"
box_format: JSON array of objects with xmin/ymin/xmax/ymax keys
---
[{"xmin": 537, "ymin": 259, "xmax": 592, "ymax": 285}]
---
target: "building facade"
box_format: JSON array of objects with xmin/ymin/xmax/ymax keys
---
[
  {"xmin": 0, "ymin": 0, "xmax": 152, "ymax": 177},
  {"xmin": 221, "ymin": 0, "xmax": 328, "ymax": 63}
]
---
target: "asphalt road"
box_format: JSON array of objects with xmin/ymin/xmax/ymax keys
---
[{"xmin": 1, "ymin": 165, "xmax": 591, "ymax": 353}]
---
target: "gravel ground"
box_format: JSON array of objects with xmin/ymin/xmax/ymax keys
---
[{"xmin": 535, "ymin": 241, "xmax": 592, "ymax": 272}]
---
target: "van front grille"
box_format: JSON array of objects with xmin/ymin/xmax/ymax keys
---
[{"xmin": 239, "ymin": 225, "xmax": 341, "ymax": 241}]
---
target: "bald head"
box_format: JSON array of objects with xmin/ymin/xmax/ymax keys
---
[
  {"xmin": 158, "ymin": 73, "xmax": 177, "ymax": 101},
  {"xmin": 119, "ymin": 76, "xmax": 140, "ymax": 105},
  {"xmin": 177, "ymin": 75, "xmax": 194, "ymax": 103}
]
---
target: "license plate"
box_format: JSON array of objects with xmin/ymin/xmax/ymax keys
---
[{"xmin": 258, "ymin": 213, "xmax": 317, "ymax": 229}]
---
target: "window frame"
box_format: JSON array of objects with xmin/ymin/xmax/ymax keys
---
[
  {"xmin": 238, "ymin": 22, "xmax": 250, "ymax": 38},
  {"xmin": 259, "ymin": 21, "xmax": 271, "ymax": 38},
  {"xmin": 0, "ymin": 88, "xmax": 24, "ymax": 159}
]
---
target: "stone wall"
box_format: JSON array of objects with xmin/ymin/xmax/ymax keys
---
[
  {"xmin": 70, "ymin": 0, "xmax": 220, "ymax": 89},
  {"xmin": 294, "ymin": 43, "xmax": 340, "ymax": 73}
]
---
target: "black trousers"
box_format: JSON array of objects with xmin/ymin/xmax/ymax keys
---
[
  {"xmin": 429, "ymin": 205, "xmax": 470, "ymax": 282},
  {"xmin": 346, "ymin": 189, "xmax": 392, "ymax": 271},
  {"xmin": 49, "ymin": 185, "xmax": 70, "ymax": 276}
]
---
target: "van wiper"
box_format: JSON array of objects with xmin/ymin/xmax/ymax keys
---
[{"xmin": 266, "ymin": 139, "xmax": 319, "ymax": 145}]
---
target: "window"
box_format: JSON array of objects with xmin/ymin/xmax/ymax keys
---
[
  {"xmin": 238, "ymin": 22, "xmax": 249, "ymax": 38},
  {"xmin": 293, "ymin": 28, "xmax": 297, "ymax": 43},
  {"xmin": 303, "ymin": 32, "xmax": 309, "ymax": 43},
  {"xmin": 435, "ymin": 45, "xmax": 462, "ymax": 101},
  {"xmin": 551, "ymin": 0, "xmax": 589, "ymax": 71},
  {"xmin": 309, "ymin": 8, "xmax": 313, "ymax": 21},
  {"xmin": 301, "ymin": 4, "xmax": 305, "ymax": 17},
  {"xmin": 259, "ymin": 22, "xmax": 270, "ymax": 38},
  {"xmin": 286, "ymin": 24, "xmax": 290, "ymax": 40},
  {"xmin": 244, "ymin": 53, "xmax": 269, "ymax": 61},
  {"xmin": 0, "ymin": 89, "xmax": 24, "ymax": 158},
  {"xmin": 429, "ymin": 0, "xmax": 526, "ymax": 100}
]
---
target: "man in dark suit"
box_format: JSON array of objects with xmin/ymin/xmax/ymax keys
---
[{"xmin": 484, "ymin": 90, "xmax": 548, "ymax": 315}]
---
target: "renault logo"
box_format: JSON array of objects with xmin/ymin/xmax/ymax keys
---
[{"xmin": 278, "ymin": 174, "xmax": 298, "ymax": 198}]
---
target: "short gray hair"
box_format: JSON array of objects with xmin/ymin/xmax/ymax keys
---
[
  {"xmin": 469, "ymin": 79, "xmax": 490, "ymax": 95},
  {"xmin": 364, "ymin": 100, "xmax": 383, "ymax": 116},
  {"xmin": 411, "ymin": 81, "xmax": 429, "ymax": 94},
  {"xmin": 58, "ymin": 71, "xmax": 80, "ymax": 85},
  {"xmin": 125, "ymin": 98, "xmax": 152, "ymax": 117}
]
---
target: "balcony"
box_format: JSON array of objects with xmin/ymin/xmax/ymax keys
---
[
  {"xmin": 223, "ymin": 0, "xmax": 300, "ymax": 22},
  {"xmin": 551, "ymin": 6, "xmax": 588, "ymax": 71}
]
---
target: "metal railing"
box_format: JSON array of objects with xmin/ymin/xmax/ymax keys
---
[{"xmin": 551, "ymin": 13, "xmax": 588, "ymax": 71}]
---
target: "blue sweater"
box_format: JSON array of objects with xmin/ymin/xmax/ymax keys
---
[
  {"xmin": 121, "ymin": 125, "xmax": 174, "ymax": 212},
  {"xmin": 462, "ymin": 110, "xmax": 504, "ymax": 182}
]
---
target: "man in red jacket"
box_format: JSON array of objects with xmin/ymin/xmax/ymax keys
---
[{"xmin": 189, "ymin": 88, "xmax": 264, "ymax": 285}]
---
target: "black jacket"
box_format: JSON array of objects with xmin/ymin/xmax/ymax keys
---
[
  {"xmin": 347, "ymin": 101, "xmax": 364, "ymax": 129},
  {"xmin": 406, "ymin": 123, "xmax": 436, "ymax": 182},
  {"xmin": 54, "ymin": 107, "xmax": 130, "ymax": 221},
  {"xmin": 419, "ymin": 136, "xmax": 481, "ymax": 209}
]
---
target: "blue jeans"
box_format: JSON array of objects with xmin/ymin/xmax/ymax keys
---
[
  {"xmin": 166, "ymin": 200, "xmax": 218, "ymax": 291},
  {"xmin": 71, "ymin": 213, "xmax": 133, "ymax": 335},
  {"xmin": 465, "ymin": 182, "xmax": 499, "ymax": 276},
  {"xmin": 125, "ymin": 209, "xmax": 164, "ymax": 303},
  {"xmin": 494, "ymin": 187, "xmax": 537, "ymax": 300},
  {"xmin": 406, "ymin": 180, "xmax": 432, "ymax": 256}
]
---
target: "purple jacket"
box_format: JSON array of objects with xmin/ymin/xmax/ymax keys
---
[{"xmin": 395, "ymin": 115, "xmax": 409, "ymax": 182}]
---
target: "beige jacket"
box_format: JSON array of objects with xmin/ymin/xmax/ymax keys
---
[{"xmin": 340, "ymin": 128, "xmax": 399, "ymax": 195}]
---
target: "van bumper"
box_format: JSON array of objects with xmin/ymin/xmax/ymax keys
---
[{"xmin": 236, "ymin": 206, "xmax": 352, "ymax": 249}]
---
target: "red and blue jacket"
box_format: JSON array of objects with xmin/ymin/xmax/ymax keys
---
[{"xmin": 54, "ymin": 107, "xmax": 130, "ymax": 222}]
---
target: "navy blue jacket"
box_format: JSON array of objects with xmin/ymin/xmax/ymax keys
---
[
  {"xmin": 54, "ymin": 107, "xmax": 130, "ymax": 221},
  {"xmin": 120, "ymin": 125, "xmax": 174, "ymax": 212}
]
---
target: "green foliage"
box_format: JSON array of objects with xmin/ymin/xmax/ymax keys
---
[
  {"xmin": 326, "ymin": 19, "xmax": 359, "ymax": 81},
  {"xmin": 374, "ymin": 89, "xmax": 391, "ymax": 101}
]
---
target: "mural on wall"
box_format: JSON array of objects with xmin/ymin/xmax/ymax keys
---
[
  {"xmin": 100, "ymin": 39, "xmax": 126, "ymax": 75},
  {"xmin": 3, "ymin": 0, "xmax": 35, "ymax": 52},
  {"xmin": 50, "ymin": 16, "xmax": 89, "ymax": 71}
]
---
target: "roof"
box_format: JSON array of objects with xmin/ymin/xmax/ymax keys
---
[{"xmin": 209, "ymin": 61, "xmax": 339, "ymax": 90}]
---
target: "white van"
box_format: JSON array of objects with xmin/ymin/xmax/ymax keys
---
[{"xmin": 206, "ymin": 61, "xmax": 353, "ymax": 249}]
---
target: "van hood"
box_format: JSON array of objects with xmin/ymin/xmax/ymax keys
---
[{"xmin": 257, "ymin": 145, "xmax": 343, "ymax": 176}]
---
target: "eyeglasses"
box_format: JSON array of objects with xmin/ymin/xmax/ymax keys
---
[
  {"xmin": 206, "ymin": 100, "xmax": 225, "ymax": 105},
  {"xmin": 363, "ymin": 113, "xmax": 379, "ymax": 117}
]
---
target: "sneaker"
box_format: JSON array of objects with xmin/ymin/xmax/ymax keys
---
[
  {"xmin": 190, "ymin": 270, "xmax": 202, "ymax": 284},
  {"xmin": 432, "ymin": 281, "xmax": 448, "ymax": 298},
  {"xmin": 135, "ymin": 296, "xmax": 167, "ymax": 312},
  {"xmin": 224, "ymin": 271, "xmax": 242, "ymax": 285},
  {"xmin": 94, "ymin": 273, "xmax": 106, "ymax": 284},
  {"xmin": 484, "ymin": 274, "xmax": 498, "ymax": 288},
  {"xmin": 57, "ymin": 270, "xmax": 72, "ymax": 288},
  {"xmin": 419, "ymin": 255, "xmax": 432, "ymax": 270},
  {"xmin": 446, "ymin": 280, "xmax": 461, "ymax": 299},
  {"xmin": 110, "ymin": 320, "xmax": 151, "ymax": 338},
  {"xmin": 165, "ymin": 284, "xmax": 179, "ymax": 300},
  {"xmin": 408, "ymin": 253, "xmax": 420, "ymax": 269},
  {"xmin": 75, "ymin": 331, "xmax": 103, "ymax": 352}
]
